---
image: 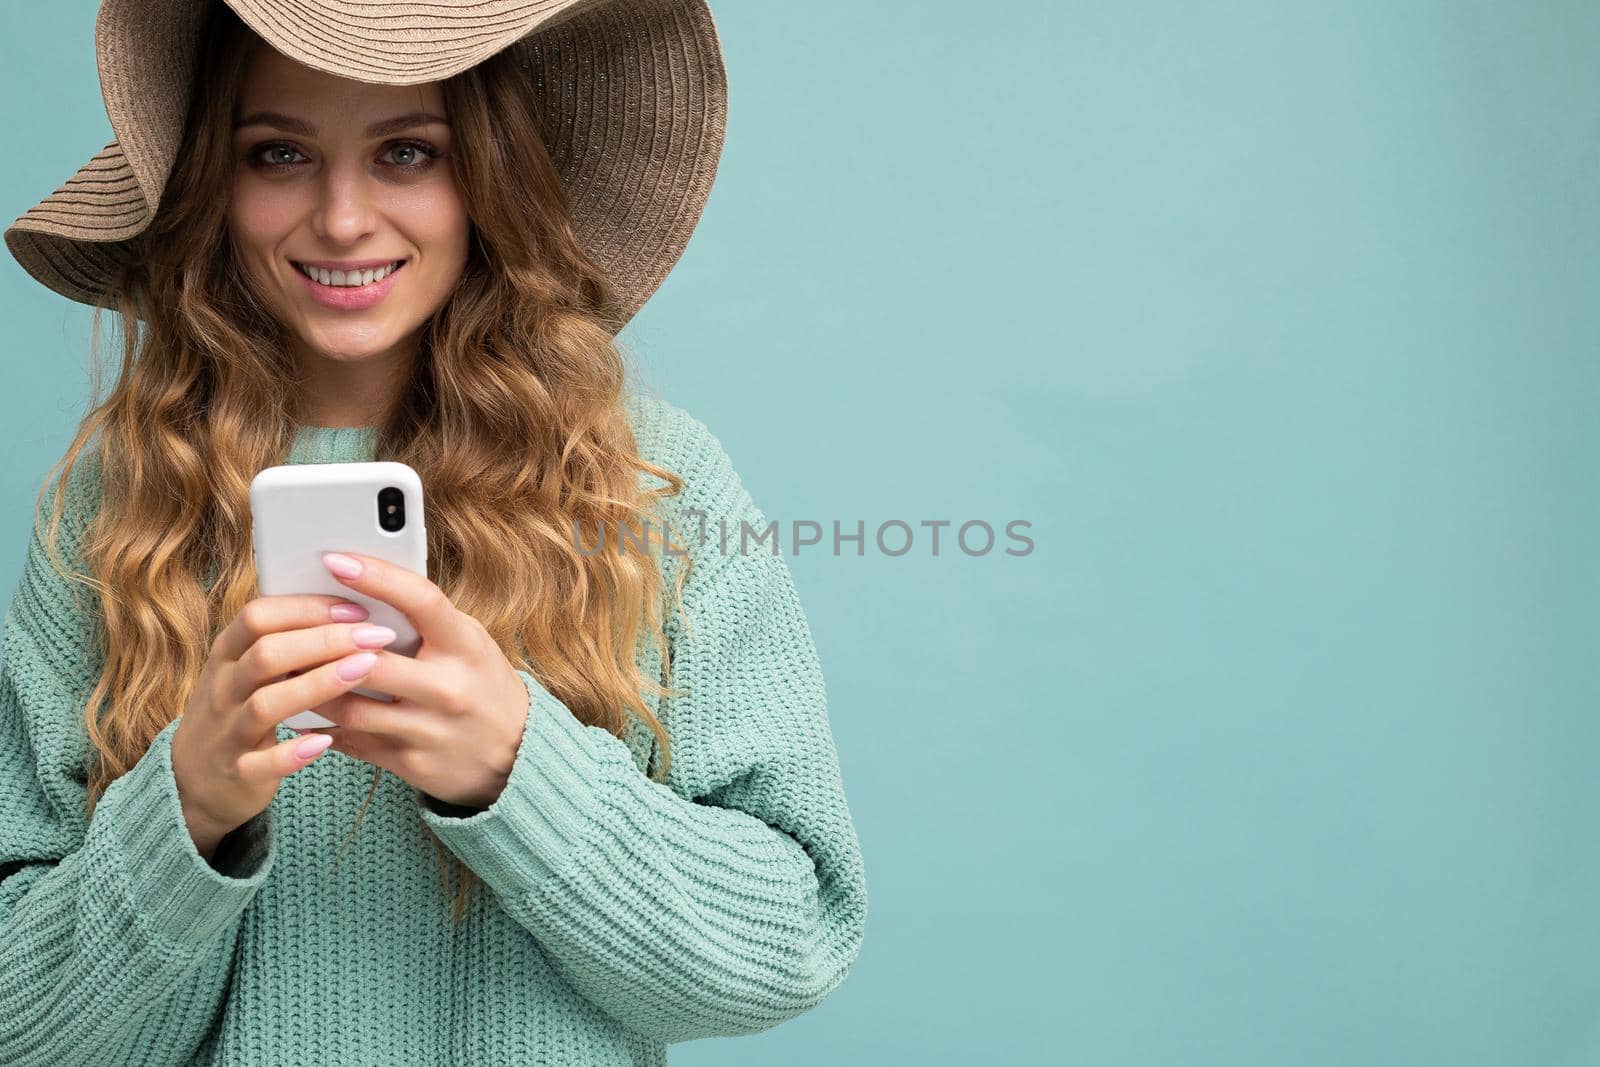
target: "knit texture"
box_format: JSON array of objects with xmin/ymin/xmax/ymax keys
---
[{"xmin": 0, "ymin": 390, "xmax": 867, "ymax": 1065}]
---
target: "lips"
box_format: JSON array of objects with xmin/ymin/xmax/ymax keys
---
[
  {"xmin": 291, "ymin": 259, "xmax": 408, "ymax": 311},
  {"xmin": 292, "ymin": 260, "xmax": 405, "ymax": 286}
]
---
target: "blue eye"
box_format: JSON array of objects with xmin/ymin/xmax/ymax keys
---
[
  {"xmin": 253, "ymin": 143, "xmax": 306, "ymax": 168},
  {"xmin": 384, "ymin": 141, "xmax": 440, "ymax": 169},
  {"xmin": 244, "ymin": 140, "xmax": 441, "ymax": 172}
]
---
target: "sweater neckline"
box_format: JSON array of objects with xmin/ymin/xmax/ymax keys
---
[{"xmin": 289, "ymin": 424, "xmax": 379, "ymax": 465}]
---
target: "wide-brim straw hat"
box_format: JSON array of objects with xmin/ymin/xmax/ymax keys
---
[{"xmin": 3, "ymin": 0, "xmax": 728, "ymax": 334}]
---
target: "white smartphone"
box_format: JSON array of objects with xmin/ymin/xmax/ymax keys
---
[{"xmin": 249, "ymin": 461, "xmax": 428, "ymax": 730}]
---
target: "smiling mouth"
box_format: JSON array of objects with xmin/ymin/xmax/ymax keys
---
[{"xmin": 292, "ymin": 260, "xmax": 407, "ymax": 288}]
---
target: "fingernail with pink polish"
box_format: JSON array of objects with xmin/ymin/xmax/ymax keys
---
[
  {"xmin": 323, "ymin": 553, "xmax": 362, "ymax": 579},
  {"xmin": 330, "ymin": 602, "xmax": 368, "ymax": 622},
  {"xmin": 351, "ymin": 625, "xmax": 397, "ymax": 649},
  {"xmin": 337, "ymin": 652, "xmax": 378, "ymax": 680}
]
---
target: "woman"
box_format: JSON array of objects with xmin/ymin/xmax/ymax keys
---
[{"xmin": 0, "ymin": 1, "xmax": 867, "ymax": 1064}]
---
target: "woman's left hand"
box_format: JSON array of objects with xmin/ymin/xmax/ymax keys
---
[{"xmin": 300, "ymin": 551, "xmax": 531, "ymax": 811}]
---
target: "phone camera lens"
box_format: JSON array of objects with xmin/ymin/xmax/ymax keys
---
[{"xmin": 378, "ymin": 487, "xmax": 406, "ymax": 532}]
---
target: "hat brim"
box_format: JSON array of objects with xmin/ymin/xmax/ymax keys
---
[
  {"xmin": 5, "ymin": 140, "xmax": 146, "ymax": 307},
  {"xmin": 5, "ymin": 0, "xmax": 728, "ymax": 332}
]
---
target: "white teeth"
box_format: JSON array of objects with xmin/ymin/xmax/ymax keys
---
[{"xmin": 296, "ymin": 260, "xmax": 403, "ymax": 287}]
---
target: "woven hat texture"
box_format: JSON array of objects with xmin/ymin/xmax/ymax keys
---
[{"xmin": 4, "ymin": 0, "xmax": 728, "ymax": 333}]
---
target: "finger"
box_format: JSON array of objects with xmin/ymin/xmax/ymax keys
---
[
  {"xmin": 321, "ymin": 552, "xmax": 468, "ymax": 655},
  {"xmin": 214, "ymin": 595, "xmax": 370, "ymax": 663},
  {"xmin": 329, "ymin": 648, "xmax": 461, "ymax": 710},
  {"xmin": 311, "ymin": 689, "xmax": 442, "ymax": 744},
  {"xmin": 228, "ymin": 621, "xmax": 399, "ymax": 705},
  {"xmin": 325, "ymin": 726, "xmax": 405, "ymax": 775},
  {"xmin": 230, "ymin": 649, "xmax": 382, "ymax": 744},
  {"xmin": 235, "ymin": 730, "xmax": 336, "ymax": 784}
]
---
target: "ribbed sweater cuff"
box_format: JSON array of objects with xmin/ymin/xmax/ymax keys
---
[
  {"xmin": 100, "ymin": 717, "xmax": 275, "ymax": 945},
  {"xmin": 417, "ymin": 670, "xmax": 601, "ymax": 891}
]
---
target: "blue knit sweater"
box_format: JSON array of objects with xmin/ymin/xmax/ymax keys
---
[{"xmin": 0, "ymin": 390, "xmax": 867, "ymax": 1064}]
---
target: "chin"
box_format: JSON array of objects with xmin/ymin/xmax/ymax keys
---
[
  {"xmin": 315, "ymin": 347, "xmax": 394, "ymax": 363},
  {"xmin": 301, "ymin": 330, "xmax": 401, "ymax": 362}
]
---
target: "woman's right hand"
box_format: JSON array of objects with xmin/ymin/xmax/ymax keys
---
[{"xmin": 171, "ymin": 594, "xmax": 399, "ymax": 857}]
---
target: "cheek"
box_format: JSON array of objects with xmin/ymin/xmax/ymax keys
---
[
  {"xmin": 228, "ymin": 181, "xmax": 299, "ymax": 254},
  {"xmin": 401, "ymin": 185, "xmax": 472, "ymax": 274}
]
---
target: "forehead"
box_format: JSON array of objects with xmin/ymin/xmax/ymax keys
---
[{"xmin": 235, "ymin": 44, "xmax": 446, "ymax": 118}]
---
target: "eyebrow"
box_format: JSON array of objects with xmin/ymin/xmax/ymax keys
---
[{"xmin": 232, "ymin": 111, "xmax": 450, "ymax": 138}]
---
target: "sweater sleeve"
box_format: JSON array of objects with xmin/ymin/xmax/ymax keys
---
[
  {"xmin": 416, "ymin": 411, "xmax": 868, "ymax": 1043},
  {"xmin": 0, "ymin": 459, "xmax": 277, "ymax": 1067}
]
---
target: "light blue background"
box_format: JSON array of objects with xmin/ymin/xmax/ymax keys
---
[{"xmin": 3, "ymin": 2, "xmax": 1597, "ymax": 1064}]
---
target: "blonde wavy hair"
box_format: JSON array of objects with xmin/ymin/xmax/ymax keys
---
[{"xmin": 33, "ymin": 2, "xmax": 692, "ymax": 925}]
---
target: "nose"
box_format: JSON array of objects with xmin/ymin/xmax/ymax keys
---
[{"xmin": 309, "ymin": 159, "xmax": 379, "ymax": 246}]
